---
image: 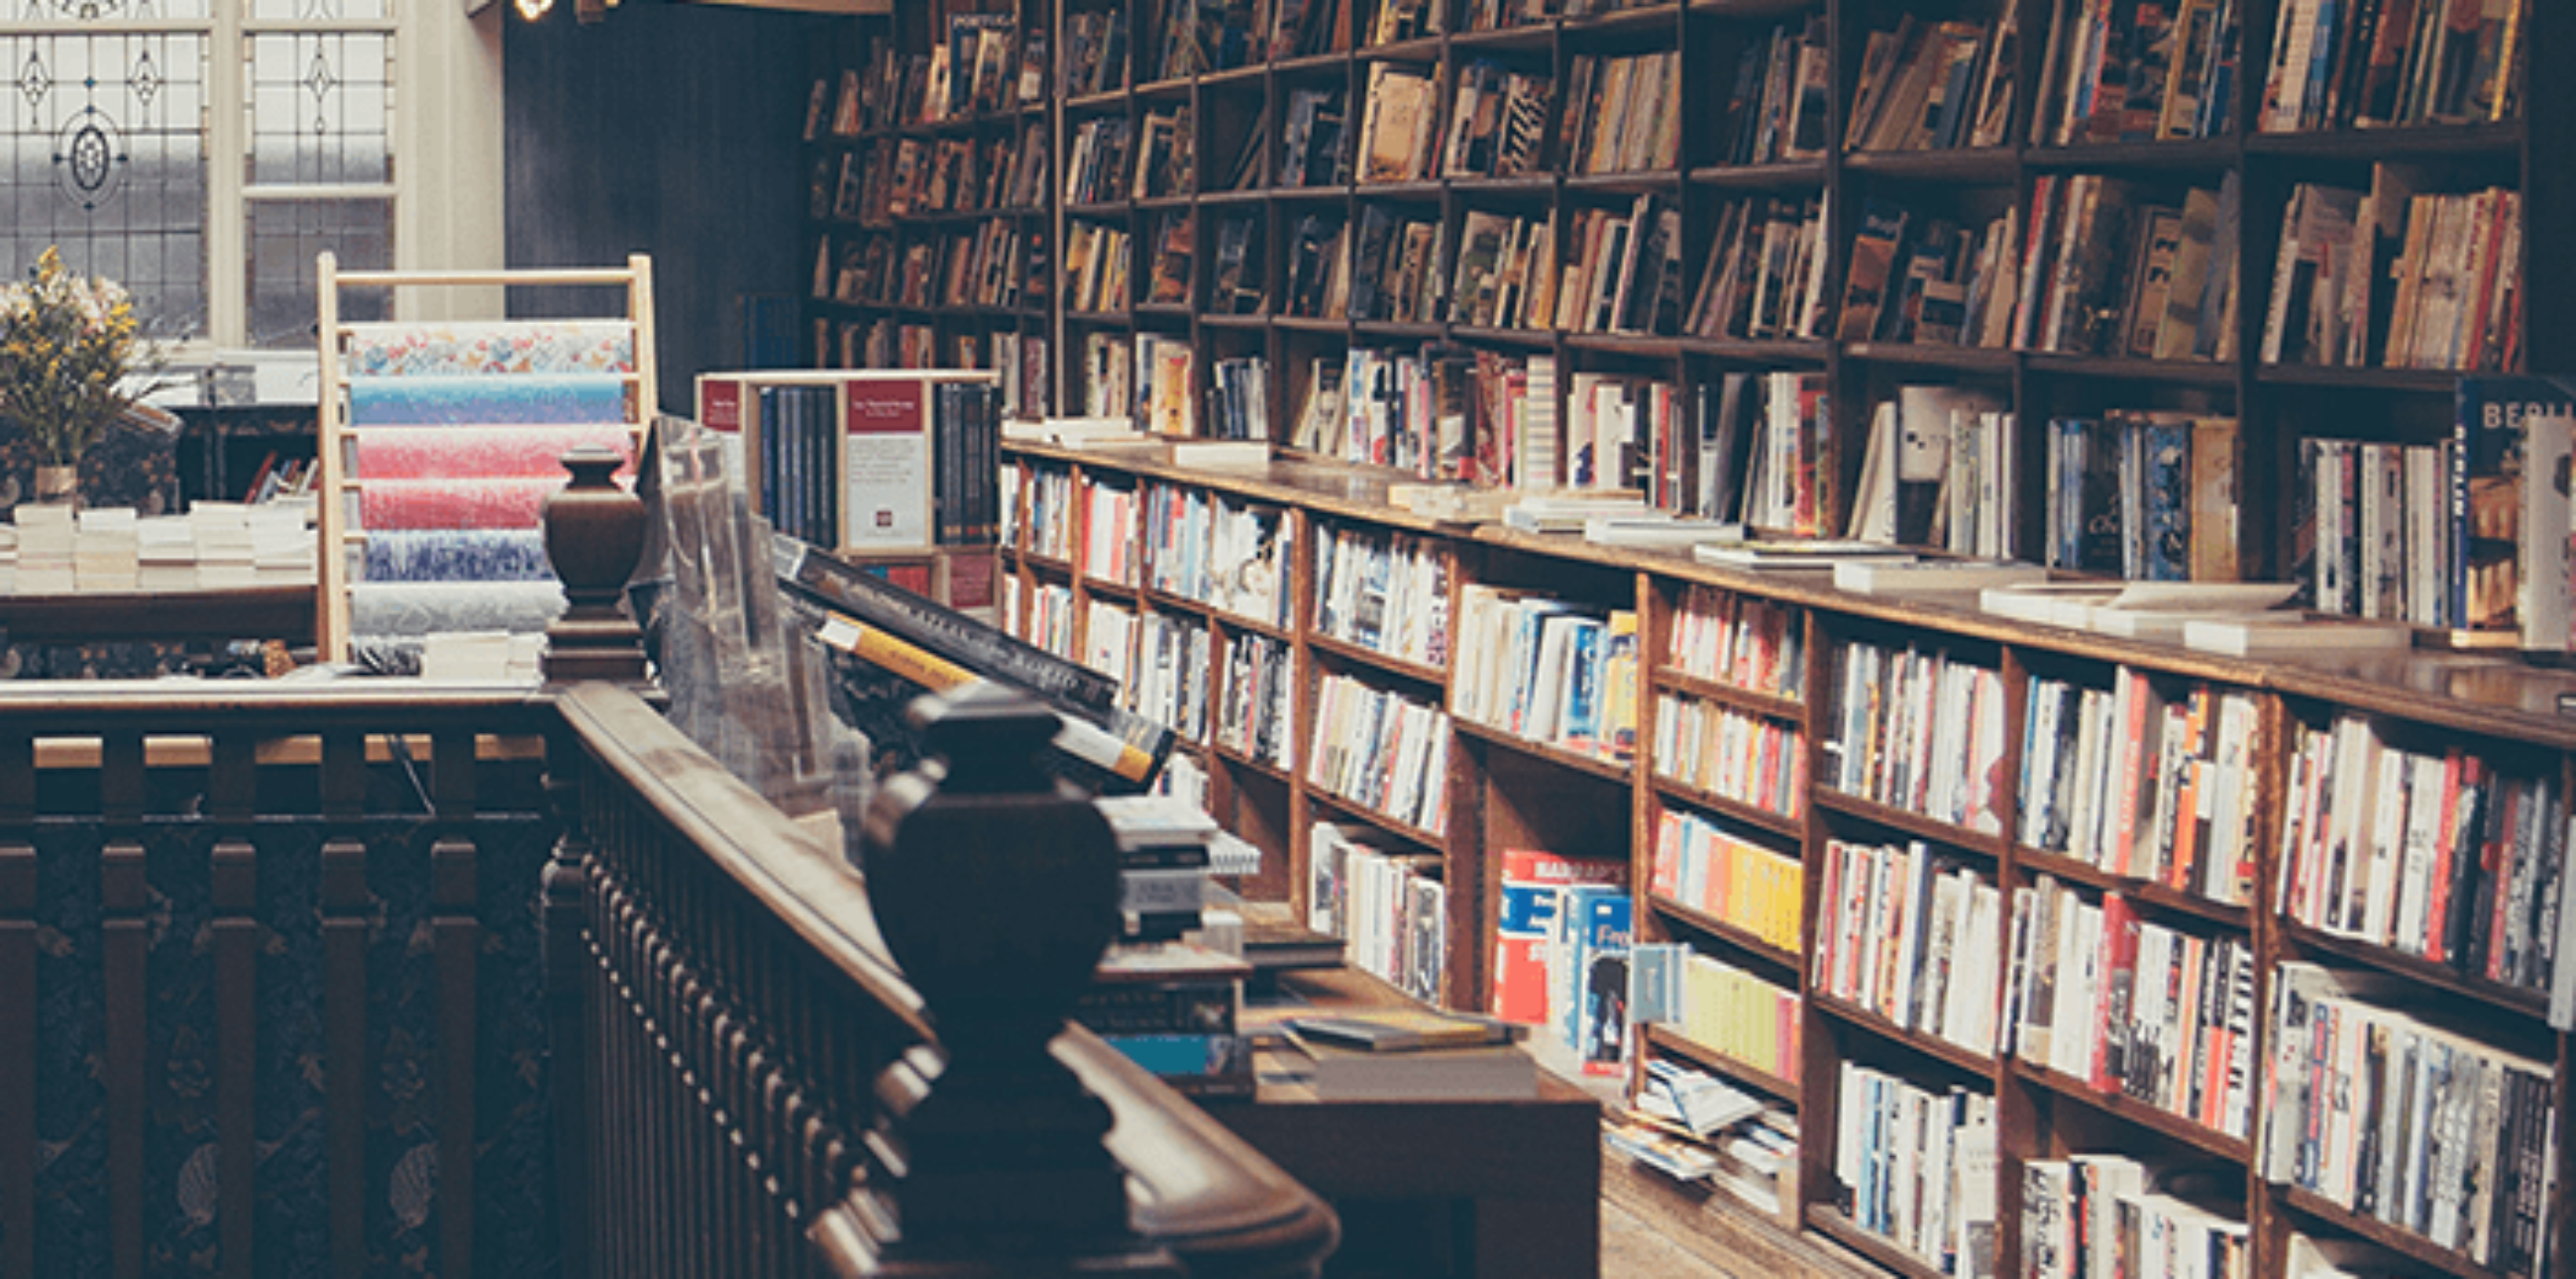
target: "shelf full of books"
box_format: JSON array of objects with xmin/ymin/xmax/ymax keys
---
[
  {"xmin": 991, "ymin": 438, "xmax": 2576, "ymax": 1279},
  {"xmin": 794, "ymin": 0, "xmax": 2574, "ymax": 1268},
  {"xmin": 802, "ymin": 0, "xmax": 2568, "ymax": 661}
]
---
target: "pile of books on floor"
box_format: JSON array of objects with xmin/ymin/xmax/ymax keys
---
[{"xmin": 1606, "ymin": 1057, "xmax": 1797, "ymax": 1215}]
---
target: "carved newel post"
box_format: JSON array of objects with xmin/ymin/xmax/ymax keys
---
[
  {"xmin": 541, "ymin": 444, "xmax": 649, "ymax": 685},
  {"xmin": 849, "ymin": 687, "xmax": 1168, "ymax": 1273}
]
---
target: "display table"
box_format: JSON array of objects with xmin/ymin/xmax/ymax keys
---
[
  {"xmin": 1201, "ymin": 966, "xmax": 1602, "ymax": 1279},
  {"xmin": 0, "ymin": 584, "xmax": 313, "ymax": 644}
]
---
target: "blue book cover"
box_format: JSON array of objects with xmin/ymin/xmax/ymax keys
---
[
  {"xmin": 1558, "ymin": 616, "xmax": 1606, "ymax": 749},
  {"xmin": 2450, "ymin": 376, "xmax": 2576, "ymax": 631},
  {"xmin": 1572, "ymin": 890, "xmax": 1633, "ymax": 1075},
  {"xmin": 2139, "ymin": 414, "xmax": 2193, "ymax": 581}
]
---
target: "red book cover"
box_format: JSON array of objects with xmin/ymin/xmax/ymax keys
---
[
  {"xmin": 698, "ymin": 376, "xmax": 744, "ymax": 433},
  {"xmin": 942, "ymin": 550, "xmax": 998, "ymax": 611},
  {"xmin": 2091, "ymin": 892, "xmax": 2141, "ymax": 1093},
  {"xmin": 2109, "ymin": 669, "xmax": 2152, "ymax": 877},
  {"xmin": 1491, "ymin": 848, "xmax": 1627, "ymax": 1025},
  {"xmin": 843, "ymin": 377, "xmax": 932, "ymax": 551},
  {"xmin": 2422, "ymin": 747, "xmax": 2465, "ymax": 963}
]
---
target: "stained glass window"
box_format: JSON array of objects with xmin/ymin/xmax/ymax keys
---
[
  {"xmin": 0, "ymin": 0, "xmax": 397, "ymax": 347},
  {"xmin": 0, "ymin": 22, "xmax": 207, "ymax": 337}
]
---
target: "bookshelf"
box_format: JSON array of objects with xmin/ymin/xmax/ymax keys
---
[
  {"xmin": 989, "ymin": 438, "xmax": 2576, "ymax": 1279},
  {"xmin": 808, "ymin": 0, "xmax": 2570, "ymax": 1276}
]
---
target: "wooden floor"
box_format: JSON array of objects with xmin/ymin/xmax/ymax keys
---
[
  {"xmin": 1595, "ymin": 1128, "xmax": 1881, "ymax": 1279},
  {"xmin": 1602, "ymin": 1194, "xmax": 1741, "ymax": 1278}
]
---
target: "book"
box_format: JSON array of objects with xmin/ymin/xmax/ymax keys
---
[
  {"xmin": 1275, "ymin": 1036, "xmax": 1539, "ymax": 1101},
  {"xmin": 2180, "ymin": 613, "xmax": 2415, "ymax": 658},
  {"xmin": 1288, "ymin": 1007, "xmax": 1518, "ymax": 1052},
  {"xmin": 1830, "ymin": 558, "xmax": 2048, "ymax": 593},
  {"xmin": 1692, "ymin": 538, "xmax": 1918, "ymax": 570}
]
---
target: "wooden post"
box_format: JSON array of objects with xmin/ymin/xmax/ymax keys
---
[
  {"xmin": 543, "ymin": 444, "xmax": 652, "ymax": 687},
  {"xmin": 832, "ymin": 687, "xmax": 1179, "ymax": 1274}
]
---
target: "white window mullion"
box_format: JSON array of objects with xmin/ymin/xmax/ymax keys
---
[{"xmin": 204, "ymin": 0, "xmax": 246, "ymax": 348}]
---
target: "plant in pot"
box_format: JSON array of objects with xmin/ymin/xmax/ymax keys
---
[{"xmin": 0, "ymin": 246, "xmax": 156, "ymax": 506}]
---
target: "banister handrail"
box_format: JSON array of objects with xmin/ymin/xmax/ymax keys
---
[
  {"xmin": 547, "ymin": 679, "xmax": 1339, "ymax": 1277},
  {"xmin": 549, "ymin": 680, "xmax": 925, "ymax": 1033}
]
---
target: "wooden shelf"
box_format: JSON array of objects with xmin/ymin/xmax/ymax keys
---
[
  {"xmin": 1446, "ymin": 24, "xmax": 1554, "ymax": 53},
  {"xmin": 2244, "ymin": 120, "xmax": 2523, "ymax": 160},
  {"xmin": 2009, "ymin": 1060, "xmax": 2253, "ymax": 1165},
  {"xmin": 2009, "ymin": 848, "xmax": 2253, "ymax": 931},
  {"xmin": 1651, "ymin": 669, "xmax": 1803, "ymax": 721},
  {"xmin": 1686, "ymin": 160, "xmax": 1828, "ymax": 190},
  {"xmin": 1838, "ymin": 147, "xmax": 2014, "ymax": 181},
  {"xmin": 1560, "ymin": 2, "xmax": 1680, "ymax": 33},
  {"xmin": 2279, "ymin": 921, "xmax": 2551, "ymax": 1023},
  {"xmin": 1304, "ymin": 787, "xmax": 1446, "ymax": 850},
  {"xmin": 1210, "ymin": 740, "xmax": 1297, "ymax": 786},
  {"xmin": 1809, "ymin": 994, "xmax": 1995, "ymax": 1080},
  {"xmin": 1304, "ymin": 632, "xmax": 1447, "ymax": 688},
  {"xmin": 1645, "ymin": 894, "xmax": 1800, "ymax": 973},
  {"xmin": 1649, "ymin": 776, "xmax": 1804, "ymax": 841},
  {"xmin": 884, "ymin": 1, "xmax": 2576, "ymax": 1271},
  {"xmin": 1642, "ymin": 1023, "xmax": 1799, "ymax": 1107},
  {"xmin": 2254, "ymin": 363, "xmax": 2482, "ymax": 392},
  {"xmin": 1209, "ymin": 607, "xmax": 1296, "ymax": 643},
  {"xmin": 2022, "ymin": 352, "xmax": 2238, "ymax": 384},
  {"xmin": 1450, "ymin": 717, "xmax": 1634, "ymax": 786},
  {"xmin": 1803, "ymin": 1207, "xmax": 1950, "ymax": 1279},
  {"xmin": 1812, "ymin": 791, "xmax": 2003, "ymax": 858},
  {"xmin": 1839, "ymin": 342, "xmax": 2016, "ymax": 373},
  {"xmin": 2277, "ymin": 1188, "xmax": 2525, "ymax": 1279},
  {"xmin": 2021, "ymin": 137, "xmax": 2239, "ymax": 170}
]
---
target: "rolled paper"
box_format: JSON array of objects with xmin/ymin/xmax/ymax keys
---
[
  {"xmin": 348, "ymin": 373, "xmax": 631, "ymax": 426},
  {"xmin": 340, "ymin": 320, "xmax": 636, "ymax": 377},
  {"xmin": 350, "ymin": 580, "xmax": 567, "ymax": 636},
  {"xmin": 364, "ymin": 528, "xmax": 557, "ymax": 584},
  {"xmin": 352, "ymin": 423, "xmax": 637, "ymax": 480},
  {"xmin": 359, "ymin": 478, "xmax": 559, "ymax": 531}
]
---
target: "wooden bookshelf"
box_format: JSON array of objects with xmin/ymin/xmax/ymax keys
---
[{"xmin": 815, "ymin": 1, "xmax": 2572, "ymax": 1275}]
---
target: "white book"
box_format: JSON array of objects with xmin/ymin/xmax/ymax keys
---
[
  {"xmin": 1832, "ymin": 558, "xmax": 2048, "ymax": 594},
  {"xmin": 1979, "ymin": 582, "xmax": 2123, "ymax": 627},
  {"xmin": 2180, "ymin": 615, "xmax": 2414, "ymax": 658}
]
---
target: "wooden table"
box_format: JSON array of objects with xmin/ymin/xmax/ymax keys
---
[{"xmin": 1200, "ymin": 967, "xmax": 1603, "ymax": 1279}]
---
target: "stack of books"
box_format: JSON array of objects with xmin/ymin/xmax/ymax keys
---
[
  {"xmin": 16, "ymin": 505, "xmax": 74, "ymax": 593},
  {"xmin": 1097, "ymin": 794, "xmax": 1218, "ymax": 944},
  {"xmin": 137, "ymin": 518, "xmax": 197, "ymax": 590},
  {"xmin": 72, "ymin": 507, "xmax": 139, "ymax": 591},
  {"xmin": 191, "ymin": 503, "xmax": 259, "ymax": 587},
  {"xmin": 1271, "ymin": 1006, "xmax": 1536, "ymax": 1101},
  {"xmin": 1076, "ymin": 940, "xmax": 1255, "ymax": 1098}
]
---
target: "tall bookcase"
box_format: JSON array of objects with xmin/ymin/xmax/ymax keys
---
[
  {"xmin": 804, "ymin": 2, "xmax": 2572, "ymax": 1277},
  {"xmin": 805, "ymin": 0, "xmax": 2567, "ymax": 592}
]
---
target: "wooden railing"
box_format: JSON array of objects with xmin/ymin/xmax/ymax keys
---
[
  {"xmin": 0, "ymin": 683, "xmax": 564, "ymax": 1279},
  {"xmin": 546, "ymin": 681, "xmax": 1337, "ymax": 1278},
  {"xmin": 0, "ymin": 675, "xmax": 1335, "ymax": 1278},
  {"xmin": 0, "ymin": 447, "xmax": 1336, "ymax": 1276}
]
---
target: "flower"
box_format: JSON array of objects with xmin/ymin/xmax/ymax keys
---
[{"xmin": 0, "ymin": 246, "xmax": 160, "ymax": 468}]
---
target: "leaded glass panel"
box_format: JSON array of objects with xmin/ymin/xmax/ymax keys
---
[
  {"xmin": 0, "ymin": 24, "xmax": 206, "ymax": 338},
  {"xmin": 248, "ymin": 194, "xmax": 384, "ymax": 346}
]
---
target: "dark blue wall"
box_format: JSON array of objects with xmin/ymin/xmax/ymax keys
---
[{"xmin": 503, "ymin": 2, "xmax": 841, "ymax": 415}]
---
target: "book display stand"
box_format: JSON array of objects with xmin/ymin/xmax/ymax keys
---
[{"xmin": 313, "ymin": 254, "xmax": 659, "ymax": 669}]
